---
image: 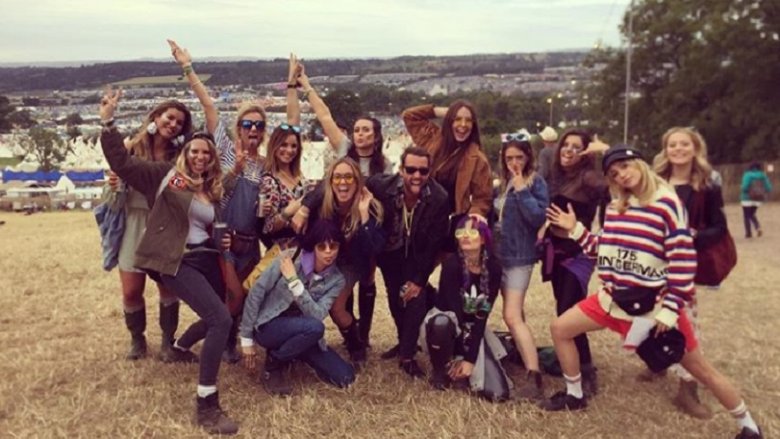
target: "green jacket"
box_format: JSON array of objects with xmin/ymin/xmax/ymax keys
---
[{"xmin": 101, "ymin": 128, "xmax": 217, "ymax": 276}]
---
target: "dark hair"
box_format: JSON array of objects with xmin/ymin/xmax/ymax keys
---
[
  {"xmin": 300, "ymin": 219, "xmax": 345, "ymax": 252},
  {"xmin": 500, "ymin": 139, "xmax": 534, "ymax": 182},
  {"xmin": 554, "ymin": 128, "xmax": 594, "ymax": 171},
  {"xmin": 455, "ymin": 214, "xmax": 493, "ymax": 253},
  {"xmin": 347, "ymin": 116, "xmax": 388, "ymax": 177},
  {"xmin": 440, "ymin": 100, "xmax": 481, "ymax": 154},
  {"xmin": 749, "ymin": 162, "xmax": 763, "ymax": 171},
  {"xmin": 264, "ymin": 125, "xmax": 302, "ymax": 177},
  {"xmin": 400, "ymin": 146, "xmax": 431, "ymax": 168}
]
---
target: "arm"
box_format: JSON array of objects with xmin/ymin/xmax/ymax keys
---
[
  {"xmin": 656, "ymin": 200, "xmax": 697, "ymax": 328},
  {"xmin": 693, "ymin": 185, "xmax": 727, "ymax": 248},
  {"xmin": 168, "ymin": 39, "xmax": 218, "ymax": 134},
  {"xmin": 286, "ymin": 54, "xmax": 301, "ymax": 126},
  {"xmin": 260, "ymin": 174, "xmax": 286, "ymax": 235},
  {"xmin": 410, "ymin": 195, "xmax": 450, "ymax": 286},
  {"xmin": 298, "ymin": 68, "xmax": 347, "ymax": 152},
  {"xmin": 506, "ymin": 176, "xmax": 548, "ymax": 231},
  {"xmin": 291, "ymin": 272, "xmax": 346, "ymax": 321},
  {"xmin": 401, "ymin": 104, "xmax": 443, "ymax": 152},
  {"xmin": 547, "ymin": 202, "xmax": 600, "ymax": 258},
  {"xmin": 239, "ymin": 259, "xmax": 281, "ymax": 346},
  {"xmin": 467, "ymin": 154, "xmax": 494, "ymax": 217}
]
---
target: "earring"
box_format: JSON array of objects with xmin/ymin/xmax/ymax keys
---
[
  {"xmin": 172, "ymin": 135, "xmax": 185, "ymax": 147},
  {"xmin": 146, "ymin": 121, "xmax": 158, "ymax": 135}
]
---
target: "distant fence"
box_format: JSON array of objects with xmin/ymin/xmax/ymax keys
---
[{"xmin": 714, "ymin": 161, "xmax": 779, "ymax": 203}]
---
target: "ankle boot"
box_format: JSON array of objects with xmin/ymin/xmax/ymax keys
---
[
  {"xmin": 358, "ymin": 283, "xmax": 377, "ymax": 347},
  {"xmin": 673, "ymin": 379, "xmax": 713, "ymax": 419},
  {"xmin": 124, "ymin": 309, "xmax": 147, "ymax": 360},
  {"xmin": 195, "ymin": 392, "xmax": 239, "ymax": 435},
  {"xmin": 222, "ymin": 317, "xmax": 241, "ymax": 364},
  {"xmin": 262, "ymin": 355, "xmax": 293, "ymax": 396},
  {"xmin": 426, "ymin": 314, "xmax": 455, "ymax": 390},
  {"xmin": 158, "ymin": 302, "xmax": 179, "ymax": 361},
  {"xmin": 340, "ymin": 320, "xmax": 366, "ymax": 366}
]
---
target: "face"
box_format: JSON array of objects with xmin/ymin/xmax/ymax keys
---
[
  {"xmin": 314, "ymin": 240, "xmax": 340, "ymax": 267},
  {"xmin": 352, "ymin": 119, "xmax": 375, "ymax": 149},
  {"xmin": 504, "ymin": 146, "xmax": 527, "ymax": 176},
  {"xmin": 238, "ymin": 111, "xmax": 264, "ymax": 150},
  {"xmin": 186, "ymin": 139, "xmax": 212, "ymax": 175},
  {"xmin": 153, "ymin": 108, "xmax": 186, "ymax": 140},
  {"xmin": 559, "ymin": 134, "xmax": 585, "ymax": 168},
  {"xmin": 400, "ymin": 154, "xmax": 431, "ymax": 197},
  {"xmin": 665, "ymin": 132, "xmax": 696, "ymax": 167},
  {"xmin": 275, "ymin": 134, "xmax": 299, "ymax": 165},
  {"xmin": 455, "ymin": 220, "xmax": 484, "ymax": 253},
  {"xmin": 607, "ymin": 160, "xmax": 642, "ymax": 191},
  {"xmin": 452, "ymin": 107, "xmax": 474, "ymax": 143},
  {"xmin": 331, "ymin": 163, "xmax": 358, "ymax": 204}
]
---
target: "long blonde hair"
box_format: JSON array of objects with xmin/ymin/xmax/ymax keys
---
[
  {"xmin": 608, "ymin": 159, "xmax": 670, "ymax": 213},
  {"xmin": 652, "ymin": 127, "xmax": 713, "ymax": 191},
  {"xmin": 126, "ymin": 100, "xmax": 192, "ymax": 161},
  {"xmin": 320, "ymin": 157, "xmax": 383, "ymax": 239},
  {"xmin": 174, "ymin": 134, "xmax": 224, "ymax": 202}
]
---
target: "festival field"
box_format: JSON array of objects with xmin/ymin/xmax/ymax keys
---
[{"xmin": 0, "ymin": 204, "xmax": 777, "ymax": 438}]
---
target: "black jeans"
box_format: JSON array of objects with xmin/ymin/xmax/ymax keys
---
[
  {"xmin": 742, "ymin": 205, "xmax": 760, "ymax": 237},
  {"xmin": 551, "ymin": 262, "xmax": 593, "ymax": 366},
  {"xmin": 377, "ymin": 249, "xmax": 429, "ymax": 360},
  {"xmin": 160, "ymin": 255, "xmax": 232, "ymax": 386}
]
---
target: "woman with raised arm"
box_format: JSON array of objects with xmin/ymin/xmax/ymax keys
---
[
  {"xmin": 100, "ymin": 90, "xmax": 238, "ymax": 435},
  {"xmin": 540, "ymin": 144, "xmax": 763, "ymax": 439},
  {"xmin": 108, "ymin": 93, "xmax": 193, "ymax": 362}
]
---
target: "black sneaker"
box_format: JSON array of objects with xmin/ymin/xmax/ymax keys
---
[
  {"xmin": 262, "ymin": 358, "xmax": 292, "ymax": 396},
  {"xmin": 399, "ymin": 359, "xmax": 425, "ymax": 379},
  {"xmin": 380, "ymin": 344, "xmax": 400, "ymax": 360},
  {"xmin": 429, "ymin": 369, "xmax": 451, "ymax": 390},
  {"xmin": 160, "ymin": 344, "xmax": 199, "ymax": 363},
  {"xmin": 735, "ymin": 427, "xmax": 763, "ymax": 439},
  {"xmin": 539, "ymin": 391, "xmax": 587, "ymax": 411}
]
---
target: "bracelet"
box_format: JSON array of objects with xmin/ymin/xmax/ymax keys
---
[
  {"xmin": 285, "ymin": 275, "xmax": 299, "ymax": 283},
  {"xmin": 182, "ymin": 64, "xmax": 193, "ymax": 75},
  {"xmin": 287, "ymin": 83, "xmax": 298, "ymax": 89},
  {"xmin": 191, "ymin": 80, "xmax": 203, "ymax": 88}
]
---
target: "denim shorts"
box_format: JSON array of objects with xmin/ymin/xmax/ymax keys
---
[{"xmin": 501, "ymin": 265, "xmax": 534, "ymax": 293}]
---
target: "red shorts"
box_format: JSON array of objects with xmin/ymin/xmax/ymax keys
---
[{"xmin": 577, "ymin": 293, "xmax": 699, "ymax": 352}]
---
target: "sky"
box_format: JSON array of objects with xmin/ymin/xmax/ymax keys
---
[{"xmin": 0, "ymin": 0, "xmax": 631, "ymax": 64}]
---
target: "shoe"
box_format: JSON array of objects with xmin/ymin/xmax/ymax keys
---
[
  {"xmin": 160, "ymin": 343, "xmax": 199, "ymax": 364},
  {"xmin": 429, "ymin": 369, "xmax": 451, "ymax": 390},
  {"xmin": 581, "ymin": 365, "xmax": 599, "ymax": 397},
  {"xmin": 349, "ymin": 347, "xmax": 367, "ymax": 367},
  {"xmin": 262, "ymin": 356, "xmax": 292, "ymax": 396},
  {"xmin": 636, "ymin": 368, "xmax": 667, "ymax": 382},
  {"xmin": 381, "ymin": 344, "xmax": 400, "ymax": 360},
  {"xmin": 517, "ymin": 370, "xmax": 544, "ymax": 401},
  {"xmin": 539, "ymin": 390, "xmax": 587, "ymax": 411},
  {"xmin": 222, "ymin": 345, "xmax": 241, "ymax": 364},
  {"xmin": 735, "ymin": 427, "xmax": 763, "ymax": 439},
  {"xmin": 673, "ymin": 380, "xmax": 713, "ymax": 420},
  {"xmin": 195, "ymin": 392, "xmax": 238, "ymax": 435},
  {"xmin": 399, "ymin": 359, "xmax": 425, "ymax": 379},
  {"xmin": 757, "ymin": 229, "xmax": 763, "ymax": 237},
  {"xmin": 124, "ymin": 309, "xmax": 147, "ymax": 361}
]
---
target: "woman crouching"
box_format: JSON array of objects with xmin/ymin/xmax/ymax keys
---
[
  {"xmin": 239, "ymin": 219, "xmax": 355, "ymax": 396},
  {"xmin": 542, "ymin": 145, "xmax": 763, "ymax": 439}
]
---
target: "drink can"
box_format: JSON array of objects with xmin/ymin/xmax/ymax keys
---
[
  {"xmin": 212, "ymin": 222, "xmax": 229, "ymax": 249},
  {"xmin": 257, "ymin": 194, "xmax": 266, "ymax": 218}
]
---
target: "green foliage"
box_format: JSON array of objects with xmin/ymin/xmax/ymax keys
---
[
  {"xmin": 0, "ymin": 95, "xmax": 13, "ymax": 132},
  {"xmin": 20, "ymin": 126, "xmax": 69, "ymax": 171},
  {"xmin": 7, "ymin": 109, "xmax": 37, "ymax": 129},
  {"xmin": 322, "ymin": 89, "xmax": 364, "ymax": 128}
]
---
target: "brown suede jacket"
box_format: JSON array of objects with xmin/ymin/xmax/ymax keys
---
[{"xmin": 402, "ymin": 104, "xmax": 493, "ymax": 218}]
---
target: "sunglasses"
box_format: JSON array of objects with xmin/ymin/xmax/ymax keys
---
[
  {"xmin": 403, "ymin": 166, "xmax": 430, "ymax": 176},
  {"xmin": 278, "ymin": 123, "xmax": 301, "ymax": 134},
  {"xmin": 239, "ymin": 119, "xmax": 266, "ymax": 130},
  {"xmin": 502, "ymin": 132, "xmax": 530, "ymax": 143},
  {"xmin": 454, "ymin": 228, "xmax": 480, "ymax": 239},
  {"xmin": 332, "ymin": 173, "xmax": 356, "ymax": 185},
  {"xmin": 316, "ymin": 241, "xmax": 341, "ymax": 252}
]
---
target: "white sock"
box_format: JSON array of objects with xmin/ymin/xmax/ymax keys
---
[
  {"xmin": 729, "ymin": 401, "xmax": 759, "ymax": 433},
  {"xmin": 564, "ymin": 373, "xmax": 583, "ymax": 399},
  {"xmin": 197, "ymin": 385, "xmax": 217, "ymax": 398}
]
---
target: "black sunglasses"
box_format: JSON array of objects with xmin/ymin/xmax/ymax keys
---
[
  {"xmin": 239, "ymin": 119, "xmax": 266, "ymax": 130},
  {"xmin": 403, "ymin": 166, "xmax": 430, "ymax": 176},
  {"xmin": 278, "ymin": 123, "xmax": 302, "ymax": 134}
]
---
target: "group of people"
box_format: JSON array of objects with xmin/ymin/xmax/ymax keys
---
[{"xmin": 94, "ymin": 40, "xmax": 768, "ymax": 438}]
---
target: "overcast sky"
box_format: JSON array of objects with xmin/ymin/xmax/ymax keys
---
[{"xmin": 0, "ymin": 0, "xmax": 630, "ymax": 63}]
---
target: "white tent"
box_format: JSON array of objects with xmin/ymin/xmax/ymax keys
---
[{"xmin": 55, "ymin": 174, "xmax": 76, "ymax": 193}]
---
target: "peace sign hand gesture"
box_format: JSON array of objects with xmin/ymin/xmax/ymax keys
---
[
  {"xmin": 100, "ymin": 87, "xmax": 122, "ymax": 121},
  {"xmin": 579, "ymin": 134, "xmax": 610, "ymax": 157}
]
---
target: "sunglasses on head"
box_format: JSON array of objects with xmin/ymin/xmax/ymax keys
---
[
  {"xmin": 502, "ymin": 132, "xmax": 530, "ymax": 143},
  {"xmin": 403, "ymin": 166, "xmax": 430, "ymax": 176},
  {"xmin": 315, "ymin": 241, "xmax": 341, "ymax": 251},
  {"xmin": 278, "ymin": 123, "xmax": 302, "ymax": 134},
  {"xmin": 239, "ymin": 119, "xmax": 266, "ymax": 130},
  {"xmin": 454, "ymin": 228, "xmax": 480, "ymax": 239},
  {"xmin": 332, "ymin": 173, "xmax": 356, "ymax": 185}
]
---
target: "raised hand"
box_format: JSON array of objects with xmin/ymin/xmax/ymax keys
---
[
  {"xmin": 279, "ymin": 254, "xmax": 297, "ymax": 280},
  {"xmin": 167, "ymin": 39, "xmax": 192, "ymax": 67},
  {"xmin": 99, "ymin": 87, "xmax": 122, "ymax": 121},
  {"xmin": 233, "ymin": 139, "xmax": 247, "ymax": 175},
  {"xmin": 297, "ymin": 63, "xmax": 311, "ymax": 90},
  {"xmin": 546, "ymin": 203, "xmax": 577, "ymax": 232},
  {"xmin": 288, "ymin": 53, "xmax": 302, "ymax": 87},
  {"xmin": 580, "ymin": 134, "xmax": 610, "ymax": 156},
  {"xmin": 510, "ymin": 168, "xmax": 527, "ymax": 191}
]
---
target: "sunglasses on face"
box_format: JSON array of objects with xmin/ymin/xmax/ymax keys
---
[
  {"xmin": 316, "ymin": 241, "xmax": 341, "ymax": 252},
  {"xmin": 278, "ymin": 123, "xmax": 301, "ymax": 134},
  {"xmin": 403, "ymin": 166, "xmax": 430, "ymax": 176},
  {"xmin": 454, "ymin": 228, "xmax": 480, "ymax": 239},
  {"xmin": 332, "ymin": 174, "xmax": 356, "ymax": 185},
  {"xmin": 239, "ymin": 119, "xmax": 266, "ymax": 130}
]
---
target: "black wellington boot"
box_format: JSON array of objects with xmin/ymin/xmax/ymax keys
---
[{"xmin": 124, "ymin": 309, "xmax": 147, "ymax": 360}]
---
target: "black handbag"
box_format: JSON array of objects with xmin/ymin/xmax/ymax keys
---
[
  {"xmin": 611, "ymin": 286, "xmax": 659, "ymax": 316},
  {"xmin": 636, "ymin": 328, "xmax": 686, "ymax": 373}
]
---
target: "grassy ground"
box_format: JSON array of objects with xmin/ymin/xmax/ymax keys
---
[{"xmin": 0, "ymin": 204, "xmax": 777, "ymax": 438}]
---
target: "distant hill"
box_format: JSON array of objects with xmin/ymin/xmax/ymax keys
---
[{"xmin": 0, "ymin": 52, "xmax": 587, "ymax": 93}]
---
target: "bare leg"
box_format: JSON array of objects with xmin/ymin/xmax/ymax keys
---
[
  {"xmin": 502, "ymin": 288, "xmax": 539, "ymax": 371},
  {"xmin": 549, "ymin": 306, "xmax": 604, "ymax": 378}
]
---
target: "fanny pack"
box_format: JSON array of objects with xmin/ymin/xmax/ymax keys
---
[
  {"xmin": 611, "ymin": 286, "xmax": 659, "ymax": 316},
  {"xmin": 636, "ymin": 327, "xmax": 686, "ymax": 372},
  {"xmin": 230, "ymin": 231, "xmax": 258, "ymax": 256}
]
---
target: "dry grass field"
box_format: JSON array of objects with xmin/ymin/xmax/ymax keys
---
[{"xmin": 0, "ymin": 204, "xmax": 778, "ymax": 438}]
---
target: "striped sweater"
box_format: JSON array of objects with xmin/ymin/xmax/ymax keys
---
[{"xmin": 569, "ymin": 186, "xmax": 697, "ymax": 326}]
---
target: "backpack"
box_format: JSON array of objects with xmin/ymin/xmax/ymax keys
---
[{"xmin": 748, "ymin": 178, "xmax": 767, "ymax": 201}]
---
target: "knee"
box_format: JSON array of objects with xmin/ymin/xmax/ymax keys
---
[
  {"xmin": 304, "ymin": 318, "xmax": 326, "ymax": 338},
  {"xmin": 549, "ymin": 317, "xmax": 569, "ymax": 342},
  {"xmin": 426, "ymin": 314, "xmax": 455, "ymax": 340},
  {"xmin": 212, "ymin": 307, "xmax": 233, "ymax": 332},
  {"xmin": 503, "ymin": 309, "xmax": 525, "ymax": 329}
]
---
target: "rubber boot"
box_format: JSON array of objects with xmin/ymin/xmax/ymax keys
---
[
  {"xmin": 158, "ymin": 302, "xmax": 179, "ymax": 361},
  {"xmin": 195, "ymin": 392, "xmax": 239, "ymax": 435},
  {"xmin": 673, "ymin": 379, "xmax": 713, "ymax": 419},
  {"xmin": 124, "ymin": 309, "xmax": 147, "ymax": 360},
  {"xmin": 340, "ymin": 320, "xmax": 366, "ymax": 366},
  {"xmin": 426, "ymin": 314, "xmax": 455, "ymax": 390},
  {"xmin": 222, "ymin": 317, "xmax": 241, "ymax": 364},
  {"xmin": 262, "ymin": 354, "xmax": 293, "ymax": 396},
  {"xmin": 358, "ymin": 282, "xmax": 376, "ymax": 348}
]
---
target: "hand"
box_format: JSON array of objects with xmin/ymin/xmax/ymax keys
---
[
  {"xmin": 279, "ymin": 254, "xmax": 297, "ymax": 279},
  {"xmin": 262, "ymin": 199, "xmax": 273, "ymax": 217},
  {"xmin": 297, "ymin": 64, "xmax": 311, "ymax": 90},
  {"xmin": 546, "ymin": 203, "xmax": 577, "ymax": 233},
  {"xmin": 358, "ymin": 187, "xmax": 374, "ymax": 223},
  {"xmin": 233, "ymin": 146, "xmax": 247, "ymax": 175},
  {"xmin": 221, "ymin": 231, "xmax": 232, "ymax": 251},
  {"xmin": 107, "ymin": 170, "xmax": 121, "ymax": 191},
  {"xmin": 580, "ymin": 134, "xmax": 610, "ymax": 156},
  {"xmin": 511, "ymin": 169, "xmax": 527, "ymax": 191},
  {"xmin": 401, "ymin": 282, "xmax": 422, "ymax": 304},
  {"xmin": 291, "ymin": 207, "xmax": 309, "ymax": 234},
  {"xmin": 240, "ymin": 345, "xmax": 258, "ymax": 371},
  {"xmin": 654, "ymin": 322, "xmax": 672, "ymax": 336},
  {"xmin": 99, "ymin": 87, "xmax": 122, "ymax": 121},
  {"xmin": 433, "ymin": 106, "xmax": 448, "ymax": 118},
  {"xmin": 283, "ymin": 198, "xmax": 302, "ymax": 218},
  {"xmin": 448, "ymin": 360, "xmax": 474, "ymax": 380},
  {"xmin": 287, "ymin": 53, "xmax": 301, "ymax": 86},
  {"xmin": 166, "ymin": 39, "xmax": 192, "ymax": 67}
]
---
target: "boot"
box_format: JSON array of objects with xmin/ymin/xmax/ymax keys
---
[
  {"xmin": 517, "ymin": 370, "xmax": 545, "ymax": 401},
  {"xmin": 158, "ymin": 302, "xmax": 179, "ymax": 362},
  {"xmin": 124, "ymin": 309, "xmax": 147, "ymax": 360},
  {"xmin": 673, "ymin": 379, "xmax": 713, "ymax": 419},
  {"xmin": 222, "ymin": 317, "xmax": 241, "ymax": 364},
  {"xmin": 340, "ymin": 320, "xmax": 366, "ymax": 367},
  {"xmin": 399, "ymin": 358, "xmax": 425, "ymax": 379},
  {"xmin": 426, "ymin": 314, "xmax": 455, "ymax": 390},
  {"xmin": 581, "ymin": 364, "xmax": 599, "ymax": 397},
  {"xmin": 358, "ymin": 283, "xmax": 376, "ymax": 348},
  {"xmin": 341, "ymin": 294, "xmax": 356, "ymax": 348},
  {"xmin": 195, "ymin": 392, "xmax": 239, "ymax": 435},
  {"xmin": 261, "ymin": 355, "xmax": 293, "ymax": 396}
]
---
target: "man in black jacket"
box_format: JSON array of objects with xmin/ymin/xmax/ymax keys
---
[{"xmin": 367, "ymin": 146, "xmax": 449, "ymax": 378}]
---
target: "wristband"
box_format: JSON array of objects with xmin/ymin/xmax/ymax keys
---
[
  {"xmin": 182, "ymin": 64, "xmax": 193, "ymax": 76},
  {"xmin": 287, "ymin": 83, "xmax": 298, "ymax": 89}
]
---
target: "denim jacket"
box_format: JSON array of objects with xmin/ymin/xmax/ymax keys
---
[
  {"xmin": 496, "ymin": 174, "xmax": 549, "ymax": 268},
  {"xmin": 239, "ymin": 256, "xmax": 345, "ymax": 350}
]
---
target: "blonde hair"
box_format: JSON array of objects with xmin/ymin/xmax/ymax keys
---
[
  {"xmin": 608, "ymin": 159, "xmax": 670, "ymax": 213},
  {"xmin": 126, "ymin": 100, "xmax": 192, "ymax": 161},
  {"xmin": 232, "ymin": 102, "xmax": 267, "ymax": 153},
  {"xmin": 320, "ymin": 157, "xmax": 383, "ymax": 239},
  {"xmin": 652, "ymin": 127, "xmax": 713, "ymax": 191},
  {"xmin": 174, "ymin": 136, "xmax": 224, "ymax": 203}
]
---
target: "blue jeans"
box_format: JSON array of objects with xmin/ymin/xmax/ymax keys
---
[{"xmin": 255, "ymin": 316, "xmax": 355, "ymax": 388}]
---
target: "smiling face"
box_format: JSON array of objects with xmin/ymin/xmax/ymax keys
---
[
  {"xmin": 331, "ymin": 163, "xmax": 358, "ymax": 205},
  {"xmin": 607, "ymin": 159, "xmax": 642, "ymax": 192},
  {"xmin": 664, "ymin": 131, "xmax": 696, "ymax": 168},
  {"xmin": 275, "ymin": 133, "xmax": 299, "ymax": 165},
  {"xmin": 352, "ymin": 119, "xmax": 375, "ymax": 151},
  {"xmin": 559, "ymin": 134, "xmax": 585, "ymax": 168},
  {"xmin": 452, "ymin": 106, "xmax": 474, "ymax": 143},
  {"xmin": 186, "ymin": 139, "xmax": 213, "ymax": 176},
  {"xmin": 504, "ymin": 145, "xmax": 528, "ymax": 177},
  {"xmin": 238, "ymin": 111, "xmax": 264, "ymax": 151},
  {"xmin": 400, "ymin": 153, "xmax": 430, "ymax": 198},
  {"xmin": 153, "ymin": 108, "xmax": 186, "ymax": 140}
]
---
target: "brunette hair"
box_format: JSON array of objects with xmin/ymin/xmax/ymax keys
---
[
  {"xmin": 347, "ymin": 116, "xmax": 388, "ymax": 176},
  {"xmin": 499, "ymin": 139, "xmax": 535, "ymax": 191},
  {"xmin": 127, "ymin": 100, "xmax": 192, "ymax": 161},
  {"xmin": 437, "ymin": 100, "xmax": 481, "ymax": 160},
  {"xmin": 264, "ymin": 125, "xmax": 302, "ymax": 177},
  {"xmin": 300, "ymin": 219, "xmax": 345, "ymax": 252}
]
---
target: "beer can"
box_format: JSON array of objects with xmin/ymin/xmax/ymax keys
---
[{"xmin": 257, "ymin": 194, "xmax": 266, "ymax": 218}]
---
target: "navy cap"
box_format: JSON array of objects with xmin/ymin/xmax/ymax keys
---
[{"xmin": 602, "ymin": 144, "xmax": 643, "ymax": 174}]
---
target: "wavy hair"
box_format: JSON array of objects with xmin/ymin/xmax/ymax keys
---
[
  {"xmin": 433, "ymin": 100, "xmax": 481, "ymax": 172},
  {"xmin": 174, "ymin": 133, "xmax": 224, "ymax": 202},
  {"xmin": 127, "ymin": 100, "xmax": 192, "ymax": 161},
  {"xmin": 499, "ymin": 139, "xmax": 535, "ymax": 192},
  {"xmin": 652, "ymin": 127, "xmax": 713, "ymax": 191},
  {"xmin": 264, "ymin": 126, "xmax": 302, "ymax": 177},
  {"xmin": 320, "ymin": 157, "xmax": 383, "ymax": 239},
  {"xmin": 347, "ymin": 116, "xmax": 389, "ymax": 177},
  {"xmin": 608, "ymin": 159, "xmax": 669, "ymax": 214}
]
